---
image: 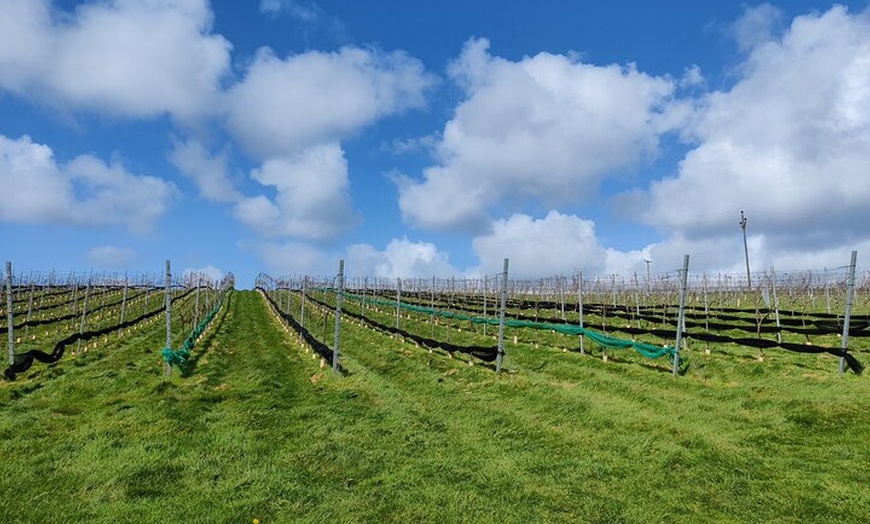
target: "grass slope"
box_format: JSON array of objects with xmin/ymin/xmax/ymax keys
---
[{"xmin": 1, "ymin": 290, "xmax": 868, "ymax": 523}]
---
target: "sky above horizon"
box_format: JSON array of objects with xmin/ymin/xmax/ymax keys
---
[{"xmin": 2, "ymin": 0, "xmax": 870, "ymax": 287}]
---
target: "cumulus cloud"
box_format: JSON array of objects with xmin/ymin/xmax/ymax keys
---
[
  {"xmin": 0, "ymin": 134, "xmax": 176, "ymax": 233},
  {"xmin": 256, "ymin": 237, "xmax": 459, "ymax": 278},
  {"xmin": 0, "ymin": 0, "xmax": 231, "ymax": 119},
  {"xmin": 346, "ymin": 238, "xmax": 458, "ymax": 278},
  {"xmin": 225, "ymin": 45, "xmax": 433, "ymax": 160},
  {"xmin": 636, "ymin": 5, "xmax": 870, "ymax": 259},
  {"xmin": 398, "ymin": 38, "xmax": 685, "ymax": 232},
  {"xmin": 182, "ymin": 265, "xmax": 225, "ymax": 284},
  {"xmin": 233, "ymin": 143, "xmax": 358, "ymax": 240},
  {"xmin": 646, "ymin": 223, "xmax": 870, "ymax": 279},
  {"xmin": 169, "ymin": 139, "xmax": 240, "ymax": 203},
  {"xmin": 470, "ymin": 211, "xmax": 615, "ymax": 279},
  {"xmin": 731, "ymin": 3, "xmax": 784, "ymax": 53},
  {"xmin": 0, "ymin": 0, "xmax": 51, "ymax": 93},
  {"xmin": 679, "ymin": 65, "xmax": 705, "ymax": 89},
  {"xmin": 224, "ymin": 44, "xmax": 433, "ymax": 241},
  {"xmin": 87, "ymin": 245, "xmax": 136, "ymax": 268}
]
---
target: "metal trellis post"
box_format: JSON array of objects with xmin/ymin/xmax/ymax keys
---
[
  {"xmin": 496, "ymin": 258, "xmax": 509, "ymax": 373},
  {"xmin": 6, "ymin": 261, "xmax": 13, "ymax": 367},
  {"xmin": 840, "ymin": 250, "xmax": 858, "ymax": 375},
  {"xmin": 333, "ymin": 260, "xmax": 344, "ymax": 373},
  {"xmin": 673, "ymin": 255, "xmax": 690, "ymax": 377},
  {"xmin": 164, "ymin": 260, "xmax": 172, "ymax": 377}
]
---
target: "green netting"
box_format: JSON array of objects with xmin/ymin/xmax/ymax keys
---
[
  {"xmin": 162, "ymin": 291, "xmax": 229, "ymax": 371},
  {"xmin": 343, "ymin": 292, "xmax": 676, "ymax": 360}
]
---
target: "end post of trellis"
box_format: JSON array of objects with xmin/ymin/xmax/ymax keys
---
[
  {"xmin": 578, "ymin": 269, "xmax": 585, "ymax": 354},
  {"xmin": 6, "ymin": 261, "xmax": 13, "ymax": 368},
  {"xmin": 496, "ymin": 258, "xmax": 509, "ymax": 373},
  {"xmin": 164, "ymin": 259, "xmax": 172, "ymax": 377},
  {"xmin": 839, "ymin": 250, "xmax": 858, "ymax": 375},
  {"xmin": 673, "ymin": 254, "xmax": 690, "ymax": 377},
  {"xmin": 333, "ymin": 259, "xmax": 344, "ymax": 374},
  {"xmin": 396, "ymin": 277, "xmax": 402, "ymax": 330}
]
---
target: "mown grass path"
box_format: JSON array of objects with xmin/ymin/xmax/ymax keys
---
[{"xmin": 1, "ymin": 290, "xmax": 869, "ymax": 523}]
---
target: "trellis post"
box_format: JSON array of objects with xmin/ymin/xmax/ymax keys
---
[
  {"xmin": 673, "ymin": 255, "xmax": 690, "ymax": 377},
  {"xmin": 333, "ymin": 260, "xmax": 344, "ymax": 373},
  {"xmin": 771, "ymin": 266, "xmax": 782, "ymax": 344},
  {"xmin": 430, "ymin": 276, "xmax": 436, "ymax": 337},
  {"xmin": 840, "ymin": 250, "xmax": 858, "ymax": 375},
  {"xmin": 120, "ymin": 272, "xmax": 128, "ymax": 324},
  {"xmin": 24, "ymin": 284, "xmax": 34, "ymax": 340},
  {"xmin": 301, "ymin": 276, "xmax": 307, "ymax": 328},
  {"xmin": 6, "ymin": 261, "xmax": 13, "ymax": 367},
  {"xmin": 496, "ymin": 258, "xmax": 509, "ymax": 373},
  {"xmin": 164, "ymin": 260, "xmax": 172, "ymax": 377},
  {"xmin": 396, "ymin": 277, "xmax": 402, "ymax": 329},
  {"xmin": 483, "ymin": 275, "xmax": 488, "ymax": 337},
  {"xmin": 76, "ymin": 275, "xmax": 92, "ymax": 353},
  {"xmin": 578, "ymin": 269, "xmax": 585, "ymax": 354}
]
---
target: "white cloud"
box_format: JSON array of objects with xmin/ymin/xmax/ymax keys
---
[
  {"xmin": 224, "ymin": 44, "xmax": 433, "ymax": 241},
  {"xmin": 638, "ymin": 5, "xmax": 870, "ymax": 260},
  {"xmin": 259, "ymin": 0, "xmax": 284, "ymax": 16},
  {"xmin": 0, "ymin": 0, "xmax": 231, "ymax": 119},
  {"xmin": 0, "ymin": 135, "xmax": 73, "ymax": 224},
  {"xmin": 399, "ymin": 38, "xmax": 685, "ymax": 232},
  {"xmin": 87, "ymin": 246, "xmax": 136, "ymax": 268},
  {"xmin": 384, "ymin": 134, "xmax": 438, "ymax": 156},
  {"xmin": 234, "ymin": 196, "xmax": 281, "ymax": 233},
  {"xmin": 470, "ymin": 211, "xmax": 613, "ymax": 279},
  {"xmin": 346, "ymin": 238, "xmax": 458, "ymax": 278},
  {"xmin": 233, "ymin": 143, "xmax": 358, "ymax": 240},
  {"xmin": 644, "ymin": 229, "xmax": 870, "ymax": 281},
  {"xmin": 182, "ymin": 265, "xmax": 225, "ymax": 285},
  {"xmin": 259, "ymin": 0, "xmax": 319, "ymax": 22},
  {"xmin": 256, "ymin": 236, "xmax": 459, "ymax": 279},
  {"xmin": 731, "ymin": 3, "xmax": 783, "ymax": 53},
  {"xmin": 225, "ymin": 45, "xmax": 433, "ymax": 160},
  {"xmin": 679, "ymin": 65, "xmax": 705, "ymax": 89},
  {"xmin": 0, "ymin": 134, "xmax": 176, "ymax": 233},
  {"xmin": 169, "ymin": 139, "xmax": 240, "ymax": 203},
  {"xmin": 0, "ymin": 0, "xmax": 51, "ymax": 93}
]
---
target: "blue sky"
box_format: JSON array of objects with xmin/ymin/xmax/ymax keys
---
[{"xmin": 2, "ymin": 0, "xmax": 870, "ymax": 286}]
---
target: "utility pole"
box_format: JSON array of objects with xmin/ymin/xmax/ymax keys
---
[{"xmin": 740, "ymin": 210, "xmax": 752, "ymax": 290}]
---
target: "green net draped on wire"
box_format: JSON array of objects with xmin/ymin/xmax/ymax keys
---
[
  {"xmin": 343, "ymin": 292, "xmax": 676, "ymax": 360},
  {"xmin": 162, "ymin": 291, "xmax": 229, "ymax": 371}
]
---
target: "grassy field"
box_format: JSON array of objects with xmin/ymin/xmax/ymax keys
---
[{"xmin": 1, "ymin": 290, "xmax": 868, "ymax": 523}]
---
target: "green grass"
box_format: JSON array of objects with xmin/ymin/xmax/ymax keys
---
[{"xmin": 1, "ymin": 290, "xmax": 869, "ymax": 523}]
